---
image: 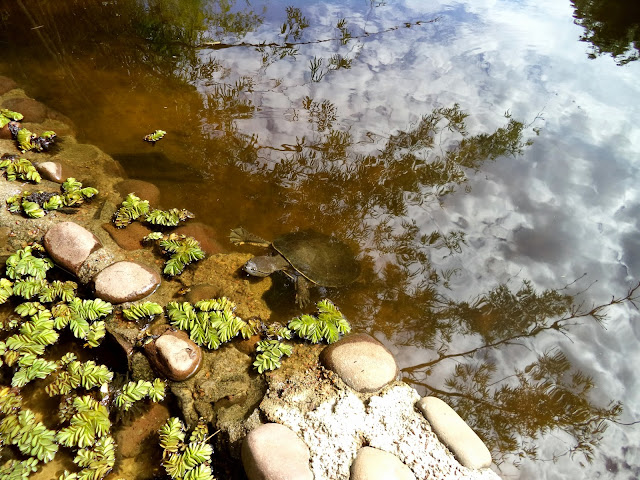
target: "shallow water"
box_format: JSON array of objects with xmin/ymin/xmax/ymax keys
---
[{"xmin": 1, "ymin": 0, "xmax": 640, "ymax": 478}]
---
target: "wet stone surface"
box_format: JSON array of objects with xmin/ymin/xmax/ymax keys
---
[
  {"xmin": 417, "ymin": 396, "xmax": 492, "ymax": 470},
  {"xmin": 350, "ymin": 447, "xmax": 416, "ymax": 480},
  {"xmin": 102, "ymin": 221, "xmax": 152, "ymax": 251},
  {"xmin": 144, "ymin": 328, "xmax": 202, "ymax": 381},
  {"xmin": 43, "ymin": 221, "xmax": 103, "ymax": 277},
  {"xmin": 35, "ymin": 161, "xmax": 73, "ymax": 183},
  {"xmin": 93, "ymin": 260, "xmax": 161, "ymax": 303},
  {"xmin": 241, "ymin": 423, "xmax": 314, "ymax": 480},
  {"xmin": 320, "ymin": 333, "xmax": 398, "ymax": 392}
]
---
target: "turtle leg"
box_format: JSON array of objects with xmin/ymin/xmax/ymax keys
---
[
  {"xmin": 295, "ymin": 276, "xmax": 312, "ymax": 308},
  {"xmin": 229, "ymin": 227, "xmax": 270, "ymax": 247}
]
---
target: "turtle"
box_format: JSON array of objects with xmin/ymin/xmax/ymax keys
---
[{"xmin": 229, "ymin": 227, "xmax": 360, "ymax": 308}]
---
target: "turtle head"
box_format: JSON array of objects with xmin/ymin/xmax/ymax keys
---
[{"xmin": 243, "ymin": 255, "xmax": 287, "ymax": 277}]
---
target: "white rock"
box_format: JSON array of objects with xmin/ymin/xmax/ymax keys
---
[
  {"xmin": 417, "ymin": 396, "xmax": 492, "ymax": 469},
  {"xmin": 350, "ymin": 447, "xmax": 416, "ymax": 480},
  {"xmin": 242, "ymin": 423, "xmax": 313, "ymax": 480}
]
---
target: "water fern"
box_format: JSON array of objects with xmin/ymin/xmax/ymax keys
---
[
  {"xmin": 159, "ymin": 417, "xmax": 214, "ymax": 480},
  {"xmin": 112, "ymin": 193, "xmax": 150, "ymax": 228},
  {"xmin": 253, "ymin": 340, "xmax": 293, "ymax": 373},
  {"xmin": 0, "ymin": 156, "xmax": 41, "ymax": 183},
  {"xmin": 114, "ymin": 379, "xmax": 166, "ymax": 411},
  {"xmin": 122, "ymin": 301, "xmax": 164, "ymax": 321},
  {"xmin": 288, "ymin": 299, "xmax": 350, "ymax": 344}
]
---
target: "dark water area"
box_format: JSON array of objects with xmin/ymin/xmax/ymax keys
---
[{"xmin": 1, "ymin": 0, "xmax": 640, "ymax": 478}]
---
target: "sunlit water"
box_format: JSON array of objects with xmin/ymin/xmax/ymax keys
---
[{"xmin": 1, "ymin": 0, "xmax": 640, "ymax": 478}]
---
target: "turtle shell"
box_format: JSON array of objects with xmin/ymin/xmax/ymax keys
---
[{"xmin": 272, "ymin": 230, "xmax": 360, "ymax": 287}]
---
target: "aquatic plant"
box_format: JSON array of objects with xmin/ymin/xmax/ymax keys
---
[
  {"xmin": 145, "ymin": 208, "xmax": 195, "ymax": 227},
  {"xmin": 112, "ymin": 193, "xmax": 150, "ymax": 228},
  {"xmin": 144, "ymin": 129, "xmax": 166, "ymax": 143},
  {"xmin": 0, "ymin": 155, "xmax": 41, "ymax": 183},
  {"xmin": 166, "ymin": 297, "xmax": 252, "ymax": 349},
  {"xmin": 114, "ymin": 379, "xmax": 166, "ymax": 411},
  {"xmin": 5, "ymin": 244, "xmax": 53, "ymax": 280},
  {"xmin": 0, "ymin": 108, "xmax": 23, "ymax": 127},
  {"xmin": 253, "ymin": 340, "xmax": 293, "ymax": 373},
  {"xmin": 144, "ymin": 233, "xmax": 205, "ymax": 276},
  {"xmin": 5, "ymin": 178, "xmax": 98, "ymax": 218},
  {"xmin": 0, "ymin": 408, "xmax": 59, "ymax": 462},
  {"xmin": 45, "ymin": 353, "xmax": 114, "ymax": 396},
  {"xmin": 288, "ymin": 299, "xmax": 351, "ymax": 344},
  {"xmin": 52, "ymin": 297, "xmax": 113, "ymax": 347},
  {"xmin": 11, "ymin": 124, "xmax": 57, "ymax": 153},
  {"xmin": 159, "ymin": 417, "xmax": 214, "ymax": 480},
  {"xmin": 122, "ymin": 301, "xmax": 164, "ymax": 321}
]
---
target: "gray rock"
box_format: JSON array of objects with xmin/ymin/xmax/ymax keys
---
[
  {"xmin": 417, "ymin": 397, "xmax": 492, "ymax": 469},
  {"xmin": 144, "ymin": 329, "xmax": 202, "ymax": 381},
  {"xmin": 242, "ymin": 423, "xmax": 313, "ymax": 480},
  {"xmin": 320, "ymin": 333, "xmax": 398, "ymax": 392},
  {"xmin": 350, "ymin": 447, "xmax": 416, "ymax": 480},
  {"xmin": 43, "ymin": 222, "xmax": 102, "ymax": 276},
  {"xmin": 93, "ymin": 260, "xmax": 160, "ymax": 303}
]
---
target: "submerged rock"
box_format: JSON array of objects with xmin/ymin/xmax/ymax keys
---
[
  {"xmin": 44, "ymin": 221, "xmax": 103, "ymax": 276},
  {"xmin": 241, "ymin": 423, "xmax": 314, "ymax": 480},
  {"xmin": 417, "ymin": 396, "xmax": 492, "ymax": 469},
  {"xmin": 144, "ymin": 328, "xmax": 202, "ymax": 381},
  {"xmin": 93, "ymin": 260, "xmax": 160, "ymax": 303},
  {"xmin": 115, "ymin": 402, "xmax": 171, "ymax": 458},
  {"xmin": 320, "ymin": 333, "xmax": 398, "ymax": 392},
  {"xmin": 115, "ymin": 179, "xmax": 161, "ymax": 207},
  {"xmin": 35, "ymin": 161, "xmax": 74, "ymax": 183},
  {"xmin": 102, "ymin": 221, "xmax": 152, "ymax": 251},
  {"xmin": 350, "ymin": 447, "xmax": 416, "ymax": 480}
]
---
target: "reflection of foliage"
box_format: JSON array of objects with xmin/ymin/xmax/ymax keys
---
[
  {"xmin": 281, "ymin": 6, "xmax": 309, "ymax": 41},
  {"xmin": 572, "ymin": 0, "xmax": 640, "ymax": 65},
  {"xmin": 302, "ymin": 96, "xmax": 337, "ymax": 132},
  {"xmin": 402, "ymin": 281, "xmax": 639, "ymax": 465}
]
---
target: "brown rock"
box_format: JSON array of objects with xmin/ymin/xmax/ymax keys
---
[
  {"xmin": 43, "ymin": 222, "xmax": 103, "ymax": 276},
  {"xmin": 0, "ymin": 75, "xmax": 17, "ymax": 95},
  {"xmin": 102, "ymin": 222, "xmax": 152, "ymax": 250},
  {"xmin": 115, "ymin": 179, "xmax": 161, "ymax": 207},
  {"xmin": 115, "ymin": 402, "xmax": 171, "ymax": 458},
  {"xmin": 0, "ymin": 124, "xmax": 12, "ymax": 140},
  {"xmin": 35, "ymin": 161, "xmax": 74, "ymax": 183},
  {"xmin": 242, "ymin": 423, "xmax": 313, "ymax": 480},
  {"xmin": 2, "ymin": 97, "xmax": 47, "ymax": 123},
  {"xmin": 173, "ymin": 222, "xmax": 224, "ymax": 255},
  {"xmin": 93, "ymin": 260, "xmax": 161, "ymax": 303},
  {"xmin": 320, "ymin": 333, "xmax": 398, "ymax": 393},
  {"xmin": 144, "ymin": 329, "xmax": 202, "ymax": 381}
]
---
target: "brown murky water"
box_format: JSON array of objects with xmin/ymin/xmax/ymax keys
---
[{"xmin": 2, "ymin": 0, "xmax": 640, "ymax": 478}]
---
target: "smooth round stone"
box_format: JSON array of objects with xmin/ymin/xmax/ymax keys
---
[
  {"xmin": 351, "ymin": 447, "xmax": 416, "ymax": 480},
  {"xmin": 173, "ymin": 222, "xmax": 224, "ymax": 255},
  {"xmin": 93, "ymin": 261, "xmax": 160, "ymax": 303},
  {"xmin": 44, "ymin": 222, "xmax": 103, "ymax": 276},
  {"xmin": 35, "ymin": 161, "xmax": 73, "ymax": 183},
  {"xmin": 417, "ymin": 396, "xmax": 492, "ymax": 469},
  {"xmin": 242, "ymin": 423, "xmax": 313, "ymax": 480},
  {"xmin": 144, "ymin": 329, "xmax": 202, "ymax": 381},
  {"xmin": 102, "ymin": 221, "xmax": 152, "ymax": 250},
  {"xmin": 320, "ymin": 333, "xmax": 398, "ymax": 392}
]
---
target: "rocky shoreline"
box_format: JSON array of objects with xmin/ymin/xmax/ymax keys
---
[{"xmin": 0, "ymin": 75, "xmax": 500, "ymax": 480}]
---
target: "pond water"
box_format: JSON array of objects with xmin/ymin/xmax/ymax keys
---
[{"xmin": 1, "ymin": 0, "xmax": 640, "ymax": 478}]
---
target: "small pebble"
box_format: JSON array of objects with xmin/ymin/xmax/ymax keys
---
[{"xmin": 144, "ymin": 329, "xmax": 202, "ymax": 381}]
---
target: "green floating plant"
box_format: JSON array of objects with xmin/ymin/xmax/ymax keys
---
[
  {"xmin": 45, "ymin": 353, "xmax": 113, "ymax": 396},
  {"xmin": 159, "ymin": 417, "xmax": 214, "ymax": 480},
  {"xmin": 0, "ymin": 278, "xmax": 13, "ymax": 304},
  {"xmin": 122, "ymin": 301, "xmax": 164, "ymax": 321},
  {"xmin": 0, "ymin": 408, "xmax": 59, "ymax": 463},
  {"xmin": 166, "ymin": 298, "xmax": 252, "ymax": 350},
  {"xmin": 0, "ymin": 458, "xmax": 39, "ymax": 480},
  {"xmin": 253, "ymin": 340, "xmax": 293, "ymax": 373},
  {"xmin": 0, "ymin": 108, "xmax": 24, "ymax": 127},
  {"xmin": 56, "ymin": 396, "xmax": 115, "ymax": 480},
  {"xmin": 6, "ymin": 178, "xmax": 98, "ymax": 218},
  {"xmin": 52, "ymin": 297, "xmax": 113, "ymax": 347},
  {"xmin": 145, "ymin": 208, "xmax": 195, "ymax": 227},
  {"xmin": 0, "ymin": 155, "xmax": 41, "ymax": 183},
  {"xmin": 13, "ymin": 125, "xmax": 57, "ymax": 153},
  {"xmin": 112, "ymin": 192, "xmax": 150, "ymax": 228},
  {"xmin": 144, "ymin": 129, "xmax": 166, "ymax": 143},
  {"xmin": 5, "ymin": 244, "xmax": 54, "ymax": 281},
  {"xmin": 144, "ymin": 233, "xmax": 205, "ymax": 276},
  {"xmin": 114, "ymin": 379, "xmax": 166, "ymax": 411},
  {"xmin": 61, "ymin": 177, "xmax": 98, "ymax": 207},
  {"xmin": 288, "ymin": 299, "xmax": 351, "ymax": 344}
]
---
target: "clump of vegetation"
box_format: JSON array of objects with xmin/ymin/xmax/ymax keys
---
[
  {"xmin": 0, "ymin": 108, "xmax": 23, "ymax": 127},
  {"xmin": 8, "ymin": 123, "xmax": 57, "ymax": 152},
  {"xmin": 253, "ymin": 340, "xmax": 293, "ymax": 373},
  {"xmin": 144, "ymin": 232, "xmax": 205, "ymax": 276},
  {"xmin": 112, "ymin": 192, "xmax": 194, "ymax": 228},
  {"xmin": 114, "ymin": 379, "xmax": 166, "ymax": 411},
  {"xmin": 122, "ymin": 301, "xmax": 164, "ymax": 321},
  {"xmin": 0, "ymin": 154, "xmax": 41, "ymax": 183},
  {"xmin": 166, "ymin": 297, "xmax": 253, "ymax": 349},
  {"xmin": 288, "ymin": 299, "xmax": 351, "ymax": 343},
  {"xmin": 144, "ymin": 129, "xmax": 166, "ymax": 143},
  {"xmin": 159, "ymin": 417, "xmax": 214, "ymax": 480},
  {"xmin": 5, "ymin": 177, "xmax": 98, "ymax": 218}
]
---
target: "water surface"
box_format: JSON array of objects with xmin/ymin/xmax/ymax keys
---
[{"xmin": 1, "ymin": 0, "xmax": 640, "ymax": 478}]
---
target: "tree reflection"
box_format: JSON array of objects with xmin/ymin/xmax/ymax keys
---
[{"xmin": 571, "ymin": 0, "xmax": 640, "ymax": 65}]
